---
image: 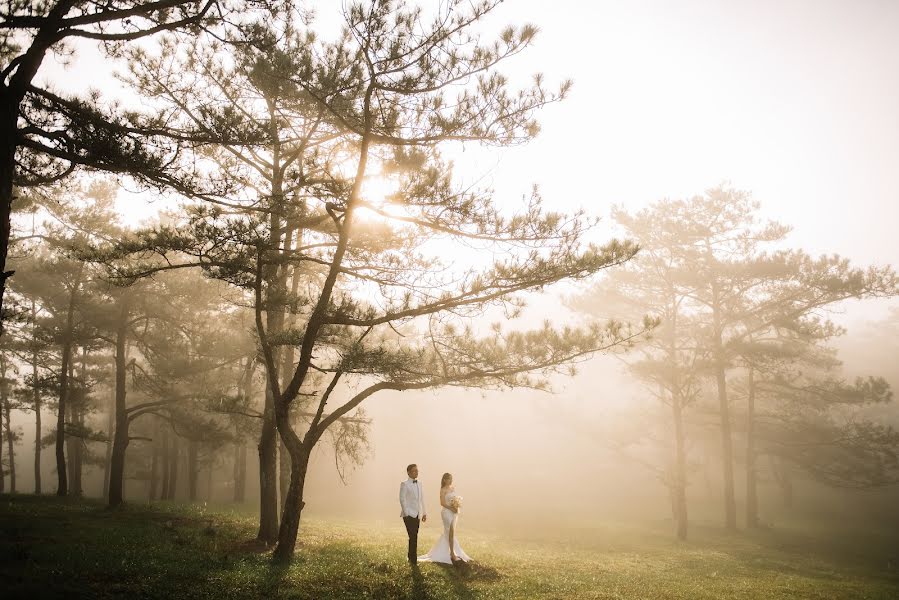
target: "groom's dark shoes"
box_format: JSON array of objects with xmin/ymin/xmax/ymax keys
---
[{"xmin": 403, "ymin": 515, "xmax": 420, "ymax": 564}]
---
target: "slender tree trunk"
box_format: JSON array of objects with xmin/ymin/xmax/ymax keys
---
[
  {"xmin": 713, "ymin": 362, "xmax": 736, "ymax": 530},
  {"xmin": 168, "ymin": 434, "xmax": 179, "ymax": 500},
  {"xmin": 745, "ymin": 367, "xmax": 759, "ymax": 528},
  {"xmin": 671, "ymin": 395, "xmax": 688, "ymax": 540},
  {"xmin": 256, "ymin": 126, "xmax": 290, "ymax": 544},
  {"xmin": 65, "ymin": 357, "xmax": 80, "ymax": 497},
  {"xmin": 232, "ymin": 441, "xmax": 239, "ymax": 501},
  {"xmin": 73, "ymin": 351, "xmax": 86, "ymax": 496},
  {"xmin": 160, "ymin": 428, "xmax": 170, "ymax": 501},
  {"xmin": 55, "ymin": 268, "xmax": 81, "ymax": 497},
  {"xmin": 102, "ymin": 386, "xmax": 114, "ymax": 499},
  {"xmin": 107, "ymin": 307, "xmax": 130, "ymax": 508},
  {"xmin": 279, "ymin": 254, "xmax": 297, "ymax": 516},
  {"xmin": 4, "ymin": 397, "xmax": 14, "ymax": 492},
  {"xmin": 0, "ymin": 358, "xmax": 13, "ymax": 493},
  {"xmin": 31, "ymin": 300, "xmax": 41, "ymax": 494},
  {"xmin": 711, "ymin": 296, "xmax": 737, "ymax": 531},
  {"xmin": 257, "ymin": 384, "xmax": 279, "ymax": 543},
  {"xmin": 188, "ymin": 439, "xmax": 198, "ymax": 502},
  {"xmin": 233, "ymin": 442, "xmax": 247, "ymax": 503},
  {"xmin": 55, "ymin": 338, "xmax": 71, "ymax": 496},
  {"xmin": 279, "ymin": 439, "xmax": 289, "ymax": 514},
  {"xmin": 149, "ymin": 421, "xmax": 160, "ymax": 501},
  {"xmin": 66, "ymin": 405, "xmax": 76, "ymax": 490},
  {"xmin": 238, "ymin": 444, "xmax": 247, "ymax": 502},
  {"xmin": 206, "ymin": 461, "xmax": 213, "ymax": 502},
  {"xmin": 0, "ymin": 406, "xmax": 4, "ymax": 493}
]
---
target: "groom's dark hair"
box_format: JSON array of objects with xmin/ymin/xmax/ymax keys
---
[{"xmin": 406, "ymin": 464, "xmax": 417, "ymax": 474}]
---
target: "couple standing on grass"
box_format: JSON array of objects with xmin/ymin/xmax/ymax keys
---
[{"xmin": 400, "ymin": 463, "xmax": 472, "ymax": 566}]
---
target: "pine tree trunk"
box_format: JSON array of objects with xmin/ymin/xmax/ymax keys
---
[
  {"xmin": 4, "ymin": 401, "xmax": 12, "ymax": 492},
  {"xmin": 107, "ymin": 311, "xmax": 130, "ymax": 508},
  {"xmin": 188, "ymin": 439, "xmax": 198, "ymax": 502},
  {"xmin": 55, "ymin": 338, "xmax": 71, "ymax": 497},
  {"xmin": 671, "ymin": 395, "xmax": 688, "ymax": 541},
  {"xmin": 711, "ymin": 296, "xmax": 737, "ymax": 531},
  {"xmin": 206, "ymin": 462, "xmax": 213, "ymax": 502},
  {"xmin": 102, "ymin": 387, "xmax": 114, "ymax": 500},
  {"xmin": 33, "ymin": 393, "xmax": 41, "ymax": 495},
  {"xmin": 232, "ymin": 442, "xmax": 247, "ymax": 503},
  {"xmin": 0, "ymin": 357, "xmax": 13, "ymax": 493},
  {"xmin": 0, "ymin": 403, "xmax": 5, "ymax": 493},
  {"xmin": 71, "ymin": 352, "xmax": 85, "ymax": 497},
  {"xmin": 272, "ymin": 447, "xmax": 310, "ymax": 563},
  {"xmin": 31, "ymin": 305, "xmax": 41, "ymax": 495},
  {"xmin": 65, "ymin": 384, "xmax": 79, "ymax": 497},
  {"xmin": 55, "ymin": 268, "xmax": 81, "ymax": 497},
  {"xmin": 238, "ymin": 444, "xmax": 247, "ymax": 502},
  {"xmin": 279, "ymin": 439, "xmax": 289, "ymax": 515},
  {"xmin": 714, "ymin": 362, "xmax": 736, "ymax": 530},
  {"xmin": 745, "ymin": 368, "xmax": 759, "ymax": 528},
  {"xmin": 148, "ymin": 421, "xmax": 160, "ymax": 501},
  {"xmin": 257, "ymin": 159, "xmax": 290, "ymax": 544},
  {"xmin": 168, "ymin": 434, "xmax": 179, "ymax": 500},
  {"xmin": 257, "ymin": 384, "xmax": 279, "ymax": 543},
  {"xmin": 160, "ymin": 428, "xmax": 170, "ymax": 501},
  {"xmin": 0, "ymin": 90, "xmax": 17, "ymax": 325}
]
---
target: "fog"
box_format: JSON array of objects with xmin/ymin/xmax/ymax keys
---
[{"xmin": 2, "ymin": 1, "xmax": 899, "ymax": 589}]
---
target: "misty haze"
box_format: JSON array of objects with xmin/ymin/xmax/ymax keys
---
[{"xmin": 1, "ymin": 1, "xmax": 898, "ymax": 599}]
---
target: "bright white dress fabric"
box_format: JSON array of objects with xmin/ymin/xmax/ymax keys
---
[{"xmin": 418, "ymin": 490, "xmax": 472, "ymax": 564}]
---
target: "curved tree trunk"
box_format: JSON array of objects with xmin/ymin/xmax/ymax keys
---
[
  {"xmin": 272, "ymin": 442, "xmax": 310, "ymax": 563},
  {"xmin": 0, "ymin": 90, "xmax": 17, "ymax": 325}
]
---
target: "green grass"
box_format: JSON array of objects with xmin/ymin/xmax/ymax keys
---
[{"xmin": 1, "ymin": 494, "xmax": 898, "ymax": 599}]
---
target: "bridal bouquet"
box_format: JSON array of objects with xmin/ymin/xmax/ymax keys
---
[{"xmin": 450, "ymin": 495, "xmax": 463, "ymax": 512}]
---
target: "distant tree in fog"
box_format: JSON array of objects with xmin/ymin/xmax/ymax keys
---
[
  {"xmin": 735, "ymin": 315, "xmax": 898, "ymax": 522},
  {"xmin": 568, "ymin": 203, "xmax": 704, "ymax": 540},
  {"xmin": 573, "ymin": 187, "xmax": 897, "ymax": 535}
]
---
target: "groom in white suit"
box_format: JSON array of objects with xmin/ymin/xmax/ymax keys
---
[{"xmin": 399, "ymin": 463, "xmax": 427, "ymax": 565}]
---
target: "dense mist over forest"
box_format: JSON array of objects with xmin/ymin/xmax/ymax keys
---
[{"xmin": 2, "ymin": 1, "xmax": 898, "ymax": 598}]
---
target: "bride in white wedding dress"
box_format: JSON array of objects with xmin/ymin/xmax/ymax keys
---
[{"xmin": 418, "ymin": 472, "xmax": 471, "ymax": 564}]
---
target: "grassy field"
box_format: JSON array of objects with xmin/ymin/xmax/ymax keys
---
[{"xmin": 1, "ymin": 494, "xmax": 897, "ymax": 599}]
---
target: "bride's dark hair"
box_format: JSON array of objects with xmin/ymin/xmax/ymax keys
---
[{"xmin": 441, "ymin": 472, "xmax": 452, "ymax": 488}]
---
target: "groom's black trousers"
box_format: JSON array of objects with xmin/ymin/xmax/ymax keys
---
[{"xmin": 402, "ymin": 516, "xmax": 420, "ymax": 564}]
